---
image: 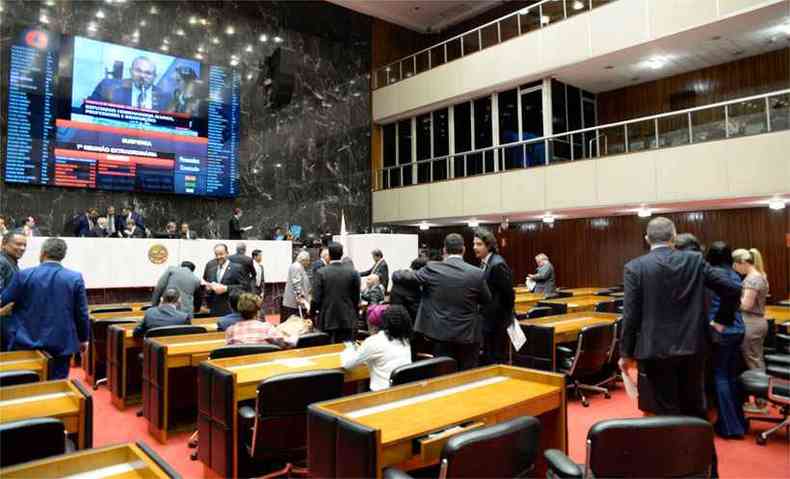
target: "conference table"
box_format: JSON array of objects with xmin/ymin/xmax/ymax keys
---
[
  {"xmin": 516, "ymin": 312, "xmax": 619, "ymax": 368},
  {"xmin": 0, "ymin": 379, "xmax": 93, "ymax": 449},
  {"xmin": 142, "ymin": 331, "xmax": 227, "ymax": 443},
  {"xmin": 108, "ymin": 318, "xmax": 218, "ymax": 409},
  {"xmin": 0, "ymin": 350, "xmax": 50, "ymax": 381},
  {"xmin": 538, "ymin": 295, "xmax": 612, "ymax": 313},
  {"xmin": 310, "ymin": 365, "xmax": 567, "ymax": 478},
  {"xmin": 0, "ymin": 443, "xmax": 180, "ymax": 479},
  {"xmin": 198, "ymin": 343, "xmax": 369, "ymax": 477}
]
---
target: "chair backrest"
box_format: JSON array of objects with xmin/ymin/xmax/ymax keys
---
[
  {"xmin": 0, "ymin": 370, "xmax": 40, "ymax": 387},
  {"xmin": 777, "ymin": 323, "xmax": 790, "ymax": 336},
  {"xmin": 764, "ymin": 319, "xmax": 776, "ymax": 349},
  {"xmin": 540, "ymin": 302, "xmax": 567, "ymax": 315},
  {"xmin": 250, "ymin": 369, "xmax": 345, "ymax": 455},
  {"xmin": 568, "ymin": 323, "xmax": 614, "ymax": 377},
  {"xmin": 594, "ymin": 301, "xmax": 618, "ymax": 313},
  {"xmin": 209, "ymin": 344, "xmax": 280, "ymax": 360},
  {"xmin": 0, "ymin": 417, "xmax": 66, "ymax": 467},
  {"xmin": 335, "ymin": 416, "xmax": 379, "ymax": 479},
  {"xmin": 595, "ymin": 289, "xmax": 613, "ymax": 296},
  {"xmin": 90, "ymin": 306, "xmax": 132, "ymax": 314},
  {"xmin": 774, "ymin": 333, "xmax": 790, "ymax": 355},
  {"xmin": 308, "ymin": 405, "xmax": 339, "ymax": 478},
  {"xmin": 192, "ymin": 311, "xmax": 215, "ymax": 319},
  {"xmin": 144, "ymin": 325, "xmax": 207, "ymax": 338},
  {"xmin": 587, "ymin": 416, "xmax": 714, "ymax": 478},
  {"xmin": 516, "ymin": 324, "xmax": 555, "ymax": 371},
  {"xmin": 527, "ymin": 307, "xmax": 553, "ymax": 319},
  {"xmin": 442, "ymin": 416, "xmax": 541, "ymax": 479},
  {"xmin": 553, "ymin": 291, "xmax": 573, "ymax": 298},
  {"xmin": 390, "ymin": 357, "xmax": 458, "ymax": 386},
  {"xmin": 296, "ymin": 331, "xmax": 331, "ymax": 349}
]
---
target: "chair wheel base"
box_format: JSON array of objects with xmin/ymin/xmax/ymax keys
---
[
  {"xmin": 582, "ymin": 400, "xmax": 590, "ymax": 407},
  {"xmin": 190, "ymin": 451, "xmax": 198, "ymax": 461},
  {"xmin": 756, "ymin": 435, "xmax": 767, "ymax": 446},
  {"xmin": 604, "ymin": 392, "xmax": 611, "ymax": 399},
  {"xmin": 136, "ymin": 409, "xmax": 143, "ymax": 417}
]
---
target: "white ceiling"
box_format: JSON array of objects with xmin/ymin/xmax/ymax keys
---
[
  {"xmin": 327, "ymin": 0, "xmax": 507, "ymax": 33},
  {"xmin": 555, "ymin": 2, "xmax": 790, "ymax": 92}
]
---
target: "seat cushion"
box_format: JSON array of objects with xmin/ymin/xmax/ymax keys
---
[{"xmin": 739, "ymin": 369, "xmax": 769, "ymax": 396}]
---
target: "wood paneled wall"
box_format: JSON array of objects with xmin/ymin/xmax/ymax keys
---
[
  {"xmin": 406, "ymin": 207, "xmax": 790, "ymax": 301},
  {"xmin": 598, "ymin": 48, "xmax": 790, "ymax": 124}
]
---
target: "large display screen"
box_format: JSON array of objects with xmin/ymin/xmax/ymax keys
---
[{"xmin": 4, "ymin": 28, "xmax": 240, "ymax": 197}]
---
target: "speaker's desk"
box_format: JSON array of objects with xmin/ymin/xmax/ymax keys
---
[
  {"xmin": 107, "ymin": 318, "xmax": 217, "ymax": 409},
  {"xmin": 0, "ymin": 379, "xmax": 93, "ymax": 449},
  {"xmin": 143, "ymin": 332, "xmax": 227, "ymax": 443},
  {"xmin": 0, "ymin": 350, "xmax": 50, "ymax": 381},
  {"xmin": 310, "ymin": 365, "xmax": 566, "ymax": 478},
  {"xmin": 0, "ymin": 442, "xmax": 180, "ymax": 479},
  {"xmin": 198, "ymin": 343, "xmax": 369, "ymax": 477}
]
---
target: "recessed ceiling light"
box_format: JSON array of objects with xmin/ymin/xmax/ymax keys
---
[
  {"xmin": 259, "ymin": 34, "xmax": 268, "ymax": 42},
  {"xmin": 419, "ymin": 222, "xmax": 430, "ymax": 231},
  {"xmin": 211, "ymin": 37, "xmax": 220, "ymax": 45},
  {"xmin": 160, "ymin": 44, "xmax": 169, "ymax": 52},
  {"xmin": 175, "ymin": 28, "xmax": 185, "ymax": 36},
  {"xmin": 225, "ymin": 25, "xmax": 235, "ymax": 35},
  {"xmin": 768, "ymin": 198, "xmax": 786, "ymax": 210},
  {"xmin": 200, "ymin": 18, "xmax": 208, "ymax": 26},
  {"xmin": 95, "ymin": 9, "xmax": 105, "ymax": 19},
  {"xmin": 645, "ymin": 57, "xmax": 666, "ymax": 70},
  {"xmin": 139, "ymin": 19, "xmax": 147, "ymax": 27},
  {"xmin": 188, "ymin": 16, "xmax": 197, "ymax": 25},
  {"xmin": 542, "ymin": 213, "xmax": 555, "ymax": 224},
  {"xmin": 149, "ymin": 6, "xmax": 158, "ymax": 14},
  {"xmin": 637, "ymin": 207, "xmax": 652, "ymax": 218},
  {"xmin": 246, "ymin": 72, "xmax": 254, "ymax": 80},
  {"xmin": 39, "ymin": 13, "xmax": 49, "ymax": 24},
  {"xmin": 275, "ymin": 163, "xmax": 282, "ymax": 168},
  {"xmin": 274, "ymin": 36, "xmax": 283, "ymax": 43},
  {"xmin": 194, "ymin": 53, "xmax": 203, "ymax": 60},
  {"xmin": 87, "ymin": 21, "xmax": 98, "ymax": 32},
  {"xmin": 467, "ymin": 219, "xmax": 480, "ymax": 227},
  {"xmin": 572, "ymin": 0, "xmax": 584, "ymax": 11},
  {"xmin": 245, "ymin": 44, "xmax": 253, "ymax": 53}
]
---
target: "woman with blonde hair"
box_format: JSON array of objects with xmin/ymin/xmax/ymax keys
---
[{"xmin": 732, "ymin": 248, "xmax": 770, "ymax": 369}]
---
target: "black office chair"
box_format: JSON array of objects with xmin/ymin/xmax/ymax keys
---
[
  {"xmin": 141, "ymin": 304, "xmax": 154, "ymax": 311},
  {"xmin": 739, "ymin": 333, "xmax": 790, "ymax": 445},
  {"xmin": 556, "ymin": 323, "xmax": 615, "ymax": 407},
  {"xmin": 596, "ymin": 318, "xmax": 623, "ymax": 390},
  {"xmin": 296, "ymin": 331, "xmax": 330, "ymax": 349},
  {"xmin": 549, "ymin": 291, "xmax": 573, "ymax": 298},
  {"xmin": 383, "ymin": 416, "xmax": 541, "ymax": 479},
  {"xmin": 0, "ymin": 370, "xmax": 40, "ymax": 387},
  {"xmin": 192, "ymin": 311, "xmax": 215, "ymax": 319},
  {"xmin": 512, "ymin": 324, "xmax": 555, "ymax": 371},
  {"xmin": 539, "ymin": 301, "xmax": 568, "ymax": 315},
  {"xmin": 545, "ymin": 416, "xmax": 714, "ymax": 479},
  {"xmin": 411, "ymin": 332, "xmax": 435, "ymax": 361},
  {"xmin": 764, "ymin": 319, "xmax": 777, "ymax": 355},
  {"xmin": 0, "ymin": 417, "xmax": 72, "ymax": 468},
  {"xmin": 91, "ymin": 318, "xmax": 137, "ymax": 390},
  {"xmin": 90, "ymin": 306, "xmax": 132, "ymax": 314},
  {"xmin": 242, "ymin": 370, "xmax": 345, "ymax": 477},
  {"xmin": 594, "ymin": 300, "xmax": 617, "ymax": 313},
  {"xmin": 390, "ymin": 357, "xmax": 458, "ymax": 387},
  {"xmin": 526, "ymin": 306, "xmax": 554, "ymax": 319},
  {"xmin": 594, "ymin": 289, "xmax": 614, "ymax": 296}
]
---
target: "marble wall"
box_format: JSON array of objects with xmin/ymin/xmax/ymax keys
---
[{"xmin": 0, "ymin": 0, "xmax": 372, "ymax": 241}]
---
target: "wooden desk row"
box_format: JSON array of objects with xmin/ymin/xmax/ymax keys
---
[
  {"xmin": 516, "ymin": 312, "xmax": 619, "ymax": 367},
  {"xmin": 0, "ymin": 350, "xmax": 50, "ymax": 381},
  {"xmin": 0, "ymin": 379, "xmax": 92, "ymax": 449},
  {"xmin": 538, "ymin": 295, "xmax": 613, "ymax": 313},
  {"xmin": 0, "ymin": 443, "xmax": 179, "ymax": 479},
  {"xmin": 766, "ymin": 305, "xmax": 790, "ymax": 326}
]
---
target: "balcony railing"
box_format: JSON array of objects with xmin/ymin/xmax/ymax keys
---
[
  {"xmin": 374, "ymin": 89, "xmax": 790, "ymax": 190},
  {"xmin": 372, "ymin": 0, "xmax": 618, "ymax": 90}
]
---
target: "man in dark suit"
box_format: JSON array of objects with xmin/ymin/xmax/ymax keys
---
[
  {"xmin": 155, "ymin": 221, "xmax": 179, "ymax": 239},
  {"xmin": 121, "ymin": 205, "xmax": 145, "ymax": 230},
  {"xmin": 309, "ymin": 247, "xmax": 329, "ymax": 283},
  {"xmin": 0, "ymin": 232, "xmax": 26, "ymax": 352},
  {"xmin": 89, "ymin": 56, "xmax": 170, "ymax": 111},
  {"xmin": 393, "ymin": 234, "xmax": 491, "ymax": 370},
  {"xmin": 134, "ymin": 288, "xmax": 190, "ymax": 337},
  {"xmin": 75, "ymin": 208, "xmax": 98, "ymax": 237},
  {"xmin": 202, "ymin": 243, "xmax": 244, "ymax": 316},
  {"xmin": 0, "ymin": 238, "xmax": 89, "ymax": 379},
  {"xmin": 473, "ymin": 228, "xmax": 515, "ymax": 365},
  {"xmin": 152, "ymin": 261, "xmax": 202, "ymax": 315},
  {"xmin": 312, "ymin": 242, "xmax": 360, "ymax": 343},
  {"xmin": 105, "ymin": 206, "xmax": 123, "ymax": 238},
  {"xmin": 228, "ymin": 208, "xmax": 244, "ymax": 239},
  {"xmin": 620, "ymin": 217, "xmax": 742, "ymax": 418},
  {"xmin": 228, "ymin": 243, "xmax": 256, "ymax": 292},
  {"xmin": 389, "ymin": 256, "xmax": 427, "ymax": 323},
  {"xmin": 360, "ymin": 249, "xmax": 390, "ymax": 291}
]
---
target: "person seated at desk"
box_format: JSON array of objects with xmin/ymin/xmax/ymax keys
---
[
  {"xmin": 361, "ymin": 275, "xmax": 385, "ymax": 305},
  {"xmin": 225, "ymin": 293, "xmax": 297, "ymax": 348},
  {"xmin": 123, "ymin": 218, "xmax": 146, "ymax": 238},
  {"xmin": 341, "ymin": 304, "xmax": 412, "ymax": 391},
  {"xmin": 133, "ymin": 288, "xmax": 189, "ymax": 337},
  {"xmin": 217, "ymin": 289, "xmax": 243, "ymax": 332}
]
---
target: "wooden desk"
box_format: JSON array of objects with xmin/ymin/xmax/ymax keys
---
[
  {"xmin": 198, "ymin": 343, "xmax": 369, "ymax": 477},
  {"xmin": 514, "ymin": 292, "xmax": 546, "ymax": 313},
  {"xmin": 517, "ymin": 312, "xmax": 618, "ymax": 367},
  {"xmin": 558, "ymin": 287, "xmax": 603, "ymax": 297},
  {"xmin": 538, "ymin": 295, "xmax": 611, "ymax": 313},
  {"xmin": 90, "ymin": 302, "xmax": 149, "ymax": 313},
  {"xmin": 312, "ymin": 365, "xmax": 566, "ymax": 478},
  {"xmin": 0, "ymin": 350, "xmax": 50, "ymax": 381},
  {"xmin": 143, "ymin": 332, "xmax": 227, "ymax": 443},
  {"xmin": 0, "ymin": 442, "xmax": 179, "ymax": 478},
  {"xmin": 766, "ymin": 306, "xmax": 790, "ymax": 326},
  {"xmin": 86, "ymin": 314, "xmax": 142, "ymax": 386},
  {"xmin": 0, "ymin": 379, "xmax": 92, "ymax": 449},
  {"xmin": 108, "ymin": 318, "xmax": 218, "ymax": 409}
]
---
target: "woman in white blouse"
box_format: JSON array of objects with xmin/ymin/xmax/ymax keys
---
[{"xmin": 341, "ymin": 304, "xmax": 412, "ymax": 391}]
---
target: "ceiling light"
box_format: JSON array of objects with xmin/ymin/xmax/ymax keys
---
[
  {"xmin": 160, "ymin": 45, "xmax": 169, "ymax": 52},
  {"xmin": 540, "ymin": 15, "xmax": 550, "ymax": 25},
  {"xmin": 645, "ymin": 57, "xmax": 666, "ymax": 70},
  {"xmin": 194, "ymin": 53, "xmax": 203, "ymax": 60},
  {"xmin": 230, "ymin": 58, "xmax": 239, "ymax": 66},
  {"xmin": 419, "ymin": 222, "xmax": 430, "ymax": 231},
  {"xmin": 637, "ymin": 207, "xmax": 652, "ymax": 218},
  {"xmin": 197, "ymin": 45, "xmax": 205, "ymax": 53},
  {"xmin": 95, "ymin": 9, "xmax": 105, "ymax": 19},
  {"xmin": 162, "ymin": 37, "xmax": 169, "ymax": 45},
  {"xmin": 87, "ymin": 21, "xmax": 98, "ymax": 32},
  {"xmin": 467, "ymin": 219, "xmax": 479, "ymax": 228},
  {"xmin": 768, "ymin": 198, "xmax": 786, "ymax": 210},
  {"xmin": 572, "ymin": 1, "xmax": 584, "ymax": 11},
  {"xmin": 259, "ymin": 34, "xmax": 268, "ymax": 42},
  {"xmin": 149, "ymin": 6, "xmax": 158, "ymax": 14},
  {"xmin": 519, "ymin": 8, "xmax": 529, "ymax": 15},
  {"xmin": 188, "ymin": 16, "xmax": 197, "ymax": 25},
  {"xmin": 45, "ymin": 0, "xmax": 55, "ymax": 6},
  {"xmin": 274, "ymin": 36, "xmax": 283, "ymax": 43},
  {"xmin": 542, "ymin": 213, "xmax": 555, "ymax": 224},
  {"xmin": 245, "ymin": 44, "xmax": 253, "ymax": 53},
  {"xmin": 780, "ymin": 23, "xmax": 790, "ymax": 35},
  {"xmin": 39, "ymin": 14, "xmax": 49, "ymax": 24},
  {"xmin": 211, "ymin": 37, "xmax": 220, "ymax": 45},
  {"xmin": 246, "ymin": 72, "xmax": 254, "ymax": 80},
  {"xmin": 275, "ymin": 163, "xmax": 282, "ymax": 168},
  {"xmin": 176, "ymin": 28, "xmax": 185, "ymax": 36},
  {"xmin": 225, "ymin": 25, "xmax": 235, "ymax": 35},
  {"xmin": 200, "ymin": 18, "xmax": 208, "ymax": 26},
  {"xmin": 139, "ymin": 19, "xmax": 147, "ymax": 27}
]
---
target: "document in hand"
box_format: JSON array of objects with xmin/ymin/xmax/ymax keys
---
[{"xmin": 507, "ymin": 316, "xmax": 526, "ymax": 351}]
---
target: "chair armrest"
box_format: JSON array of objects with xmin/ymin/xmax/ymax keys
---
[
  {"xmin": 765, "ymin": 354, "xmax": 790, "ymax": 367},
  {"xmin": 383, "ymin": 468, "xmax": 415, "ymax": 479},
  {"xmin": 766, "ymin": 364, "xmax": 790, "ymax": 381},
  {"xmin": 545, "ymin": 449, "xmax": 583, "ymax": 479},
  {"xmin": 556, "ymin": 346, "xmax": 574, "ymax": 355}
]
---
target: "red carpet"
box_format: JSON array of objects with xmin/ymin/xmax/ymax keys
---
[{"xmin": 69, "ymin": 368, "xmax": 788, "ymax": 478}]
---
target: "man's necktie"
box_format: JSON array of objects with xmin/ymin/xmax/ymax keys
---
[{"xmin": 137, "ymin": 90, "xmax": 144, "ymax": 108}]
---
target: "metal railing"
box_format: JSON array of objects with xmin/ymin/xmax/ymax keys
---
[
  {"xmin": 374, "ymin": 89, "xmax": 790, "ymax": 190},
  {"xmin": 372, "ymin": 0, "xmax": 618, "ymax": 90}
]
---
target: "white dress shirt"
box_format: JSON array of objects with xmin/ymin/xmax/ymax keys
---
[
  {"xmin": 132, "ymin": 84, "xmax": 153, "ymax": 109},
  {"xmin": 216, "ymin": 260, "xmax": 229, "ymax": 282},
  {"xmin": 341, "ymin": 331, "xmax": 412, "ymax": 391}
]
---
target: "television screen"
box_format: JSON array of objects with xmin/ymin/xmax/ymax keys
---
[{"xmin": 4, "ymin": 27, "xmax": 240, "ymax": 197}]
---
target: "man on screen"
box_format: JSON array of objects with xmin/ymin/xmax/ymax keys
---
[{"xmin": 88, "ymin": 56, "xmax": 170, "ymax": 111}]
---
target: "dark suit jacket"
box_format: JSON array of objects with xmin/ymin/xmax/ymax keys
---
[
  {"xmin": 217, "ymin": 312, "xmax": 243, "ymax": 332},
  {"xmin": 89, "ymin": 78, "xmax": 170, "ymax": 111},
  {"xmin": 393, "ymin": 257, "xmax": 491, "ymax": 344},
  {"xmin": 389, "ymin": 281, "xmax": 421, "ymax": 323},
  {"xmin": 105, "ymin": 214, "xmax": 123, "ymax": 237},
  {"xmin": 620, "ymin": 247, "xmax": 742, "ymax": 360},
  {"xmin": 229, "ymin": 253, "xmax": 256, "ymax": 292},
  {"xmin": 154, "ymin": 231, "xmax": 179, "ymax": 239},
  {"xmin": 133, "ymin": 305, "xmax": 190, "ymax": 337},
  {"xmin": 228, "ymin": 216, "xmax": 243, "ymax": 239},
  {"xmin": 202, "ymin": 260, "xmax": 244, "ymax": 316},
  {"xmin": 76, "ymin": 214, "xmax": 94, "ymax": 237},
  {"xmin": 481, "ymin": 254, "xmax": 515, "ymax": 334},
  {"xmin": 361, "ymin": 259, "xmax": 390, "ymax": 291},
  {"xmin": 1, "ymin": 262, "xmax": 89, "ymax": 356},
  {"xmin": 312, "ymin": 262, "xmax": 360, "ymax": 332}
]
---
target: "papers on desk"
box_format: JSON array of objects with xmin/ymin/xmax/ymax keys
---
[{"xmin": 276, "ymin": 357, "xmax": 315, "ymax": 368}]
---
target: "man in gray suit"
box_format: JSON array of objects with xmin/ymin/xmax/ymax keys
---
[
  {"xmin": 528, "ymin": 253, "xmax": 556, "ymax": 296},
  {"xmin": 282, "ymin": 250, "xmax": 311, "ymax": 321},
  {"xmin": 393, "ymin": 234, "xmax": 491, "ymax": 370},
  {"xmin": 151, "ymin": 261, "xmax": 202, "ymax": 316}
]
